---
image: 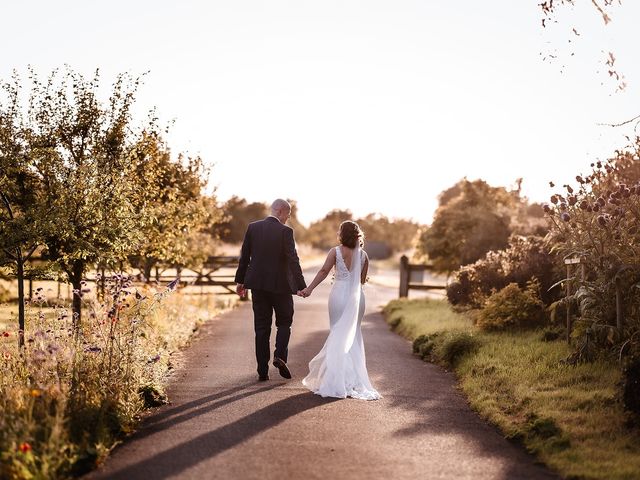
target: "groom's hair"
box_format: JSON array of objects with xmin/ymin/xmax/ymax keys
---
[{"xmin": 271, "ymin": 199, "xmax": 291, "ymax": 214}]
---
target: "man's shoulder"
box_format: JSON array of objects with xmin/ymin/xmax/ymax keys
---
[{"xmin": 248, "ymin": 218, "xmax": 269, "ymax": 229}]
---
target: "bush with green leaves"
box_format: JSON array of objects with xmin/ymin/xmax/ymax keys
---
[
  {"xmin": 447, "ymin": 235, "xmax": 559, "ymax": 308},
  {"xmin": 476, "ymin": 280, "xmax": 546, "ymax": 331},
  {"xmin": 545, "ymin": 140, "xmax": 640, "ymax": 357}
]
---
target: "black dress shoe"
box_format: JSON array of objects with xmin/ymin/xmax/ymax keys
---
[
  {"xmin": 273, "ymin": 357, "xmax": 292, "ymax": 379},
  {"xmin": 258, "ymin": 374, "xmax": 269, "ymax": 381}
]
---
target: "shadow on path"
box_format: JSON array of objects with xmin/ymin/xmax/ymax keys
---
[
  {"xmin": 131, "ymin": 383, "xmax": 282, "ymax": 442},
  {"xmin": 357, "ymin": 311, "xmax": 557, "ymax": 479},
  {"xmin": 104, "ymin": 391, "xmax": 335, "ymax": 479}
]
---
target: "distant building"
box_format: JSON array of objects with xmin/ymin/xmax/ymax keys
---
[{"xmin": 364, "ymin": 241, "xmax": 392, "ymax": 260}]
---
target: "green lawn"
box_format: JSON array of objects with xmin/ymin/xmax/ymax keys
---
[{"xmin": 384, "ymin": 298, "xmax": 640, "ymax": 480}]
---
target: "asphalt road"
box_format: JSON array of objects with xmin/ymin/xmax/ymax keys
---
[{"xmin": 88, "ymin": 273, "xmax": 556, "ymax": 480}]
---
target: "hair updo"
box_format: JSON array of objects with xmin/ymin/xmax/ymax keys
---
[{"xmin": 338, "ymin": 221, "xmax": 365, "ymax": 249}]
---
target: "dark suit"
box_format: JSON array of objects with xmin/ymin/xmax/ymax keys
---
[{"xmin": 234, "ymin": 216, "xmax": 306, "ymax": 376}]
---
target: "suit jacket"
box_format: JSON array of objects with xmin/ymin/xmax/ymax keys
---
[{"xmin": 234, "ymin": 216, "xmax": 307, "ymax": 294}]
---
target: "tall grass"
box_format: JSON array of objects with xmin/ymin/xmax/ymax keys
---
[
  {"xmin": 384, "ymin": 298, "xmax": 640, "ymax": 480},
  {"xmin": 0, "ymin": 276, "xmax": 235, "ymax": 479}
]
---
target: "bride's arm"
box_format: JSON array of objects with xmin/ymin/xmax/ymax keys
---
[
  {"xmin": 361, "ymin": 251, "xmax": 369, "ymax": 285},
  {"xmin": 301, "ymin": 248, "xmax": 336, "ymax": 297}
]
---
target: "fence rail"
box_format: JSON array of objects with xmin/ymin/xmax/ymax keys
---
[{"xmin": 3, "ymin": 256, "xmax": 242, "ymax": 298}]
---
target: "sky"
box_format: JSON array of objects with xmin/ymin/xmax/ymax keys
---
[{"xmin": 2, "ymin": 1, "xmax": 640, "ymax": 225}]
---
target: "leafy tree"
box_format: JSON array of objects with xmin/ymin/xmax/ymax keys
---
[
  {"xmin": 306, "ymin": 209, "xmax": 352, "ymax": 249},
  {"xmin": 357, "ymin": 213, "xmax": 420, "ymax": 253},
  {"xmin": 127, "ymin": 133, "xmax": 221, "ymax": 280},
  {"xmin": 215, "ymin": 196, "xmax": 269, "ymax": 243},
  {"xmin": 22, "ymin": 68, "xmax": 144, "ymax": 327},
  {"xmin": 418, "ymin": 180, "xmax": 514, "ymax": 273},
  {"xmin": 286, "ymin": 198, "xmax": 308, "ymax": 243},
  {"xmin": 0, "ymin": 76, "xmax": 51, "ymax": 345}
]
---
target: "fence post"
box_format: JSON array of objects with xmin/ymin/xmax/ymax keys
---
[
  {"xmin": 399, "ymin": 255, "xmax": 409, "ymax": 298},
  {"xmin": 563, "ymin": 257, "xmax": 582, "ymax": 344}
]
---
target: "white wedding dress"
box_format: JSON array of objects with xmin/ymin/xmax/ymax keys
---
[{"xmin": 302, "ymin": 246, "xmax": 381, "ymax": 400}]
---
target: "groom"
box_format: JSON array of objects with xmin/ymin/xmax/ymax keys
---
[{"xmin": 235, "ymin": 199, "xmax": 307, "ymax": 381}]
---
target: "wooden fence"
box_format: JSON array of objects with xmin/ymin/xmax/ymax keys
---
[
  {"xmin": 398, "ymin": 255, "xmax": 446, "ymax": 298},
  {"xmin": 6, "ymin": 256, "xmax": 242, "ymax": 299}
]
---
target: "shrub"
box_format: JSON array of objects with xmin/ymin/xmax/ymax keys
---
[
  {"xmin": 388, "ymin": 315, "xmax": 403, "ymax": 330},
  {"xmin": 520, "ymin": 413, "xmax": 570, "ymax": 454},
  {"xmin": 433, "ymin": 332, "xmax": 480, "ymax": 367},
  {"xmin": 476, "ymin": 280, "xmax": 546, "ymax": 331},
  {"xmin": 412, "ymin": 334, "xmax": 430, "ymax": 354},
  {"xmin": 447, "ymin": 235, "xmax": 559, "ymax": 308},
  {"xmin": 546, "ymin": 143, "xmax": 640, "ymax": 356},
  {"xmin": 623, "ymin": 355, "xmax": 640, "ymax": 417},
  {"xmin": 412, "ymin": 333, "xmax": 439, "ymax": 360}
]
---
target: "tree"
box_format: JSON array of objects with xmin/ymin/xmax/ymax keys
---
[
  {"xmin": 127, "ymin": 133, "xmax": 221, "ymax": 280},
  {"xmin": 306, "ymin": 209, "xmax": 353, "ymax": 249},
  {"xmin": 215, "ymin": 196, "xmax": 268, "ymax": 243},
  {"xmin": 23, "ymin": 68, "xmax": 144, "ymax": 328},
  {"xmin": 418, "ymin": 180, "xmax": 514, "ymax": 273},
  {"xmin": 357, "ymin": 213, "xmax": 420, "ymax": 253},
  {"xmin": 286, "ymin": 198, "xmax": 308, "ymax": 243},
  {"xmin": 0, "ymin": 74, "xmax": 51, "ymax": 346}
]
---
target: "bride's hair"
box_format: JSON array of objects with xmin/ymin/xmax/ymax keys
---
[{"xmin": 339, "ymin": 221, "xmax": 364, "ymax": 249}]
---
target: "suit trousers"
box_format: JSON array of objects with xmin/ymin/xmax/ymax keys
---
[{"xmin": 250, "ymin": 289, "xmax": 294, "ymax": 376}]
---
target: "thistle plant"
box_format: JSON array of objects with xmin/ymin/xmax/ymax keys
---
[{"xmin": 545, "ymin": 142, "xmax": 640, "ymax": 357}]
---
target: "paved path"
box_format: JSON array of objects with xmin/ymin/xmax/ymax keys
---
[{"xmin": 89, "ymin": 273, "xmax": 556, "ymax": 480}]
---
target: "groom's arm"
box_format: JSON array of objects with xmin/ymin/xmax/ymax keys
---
[
  {"xmin": 234, "ymin": 224, "xmax": 252, "ymax": 284},
  {"xmin": 283, "ymin": 227, "xmax": 306, "ymax": 291}
]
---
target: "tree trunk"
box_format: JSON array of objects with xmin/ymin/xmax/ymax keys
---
[
  {"xmin": 71, "ymin": 259, "xmax": 84, "ymax": 331},
  {"xmin": 100, "ymin": 265, "xmax": 105, "ymax": 299},
  {"xmin": 143, "ymin": 258, "xmax": 155, "ymax": 283},
  {"xmin": 16, "ymin": 256, "xmax": 25, "ymax": 348}
]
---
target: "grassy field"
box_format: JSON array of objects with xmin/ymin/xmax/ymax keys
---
[{"xmin": 384, "ymin": 298, "xmax": 640, "ymax": 480}]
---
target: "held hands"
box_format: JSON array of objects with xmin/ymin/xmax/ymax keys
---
[{"xmin": 297, "ymin": 287, "xmax": 312, "ymax": 298}]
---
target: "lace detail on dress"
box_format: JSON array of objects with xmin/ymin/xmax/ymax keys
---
[{"xmin": 334, "ymin": 246, "xmax": 351, "ymax": 281}]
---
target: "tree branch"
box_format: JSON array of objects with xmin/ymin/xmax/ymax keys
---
[
  {"xmin": 597, "ymin": 114, "xmax": 640, "ymax": 128},
  {"xmin": 590, "ymin": 0, "xmax": 612, "ymax": 24},
  {"xmin": 2, "ymin": 248, "xmax": 17, "ymax": 261},
  {"xmin": 0, "ymin": 192, "xmax": 14, "ymax": 220}
]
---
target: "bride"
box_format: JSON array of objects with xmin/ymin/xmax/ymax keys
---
[{"xmin": 301, "ymin": 221, "xmax": 381, "ymax": 401}]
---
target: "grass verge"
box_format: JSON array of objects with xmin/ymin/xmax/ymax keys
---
[{"xmin": 383, "ymin": 298, "xmax": 640, "ymax": 480}]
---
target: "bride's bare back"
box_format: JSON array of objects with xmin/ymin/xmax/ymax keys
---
[{"xmin": 303, "ymin": 245, "xmax": 369, "ymax": 297}]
